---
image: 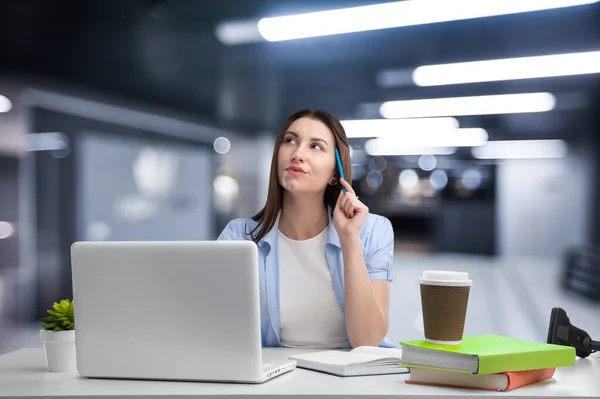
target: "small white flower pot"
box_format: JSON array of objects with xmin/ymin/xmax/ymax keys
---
[{"xmin": 40, "ymin": 330, "xmax": 77, "ymax": 372}]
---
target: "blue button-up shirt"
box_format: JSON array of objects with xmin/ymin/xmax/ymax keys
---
[{"xmin": 217, "ymin": 207, "xmax": 397, "ymax": 348}]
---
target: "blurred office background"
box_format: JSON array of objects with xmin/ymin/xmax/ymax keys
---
[{"xmin": 1, "ymin": 0, "xmax": 600, "ymax": 354}]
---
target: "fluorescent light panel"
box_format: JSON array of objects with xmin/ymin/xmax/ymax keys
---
[
  {"xmin": 472, "ymin": 140, "xmax": 568, "ymax": 159},
  {"xmin": 380, "ymin": 92, "xmax": 556, "ymax": 119},
  {"xmin": 215, "ymin": 20, "xmax": 263, "ymax": 45},
  {"xmin": 27, "ymin": 132, "xmax": 69, "ymax": 151},
  {"xmin": 366, "ymin": 128, "xmax": 488, "ymax": 148},
  {"xmin": 0, "ymin": 95, "xmax": 12, "ymax": 113},
  {"xmin": 257, "ymin": 0, "xmax": 598, "ymax": 42},
  {"xmin": 340, "ymin": 117, "xmax": 459, "ymax": 138},
  {"xmin": 365, "ymin": 144, "xmax": 458, "ymax": 156},
  {"xmin": 365, "ymin": 127, "xmax": 488, "ymax": 156},
  {"xmin": 413, "ymin": 51, "xmax": 600, "ymax": 86}
]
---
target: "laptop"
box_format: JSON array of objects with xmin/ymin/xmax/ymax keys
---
[{"xmin": 71, "ymin": 240, "xmax": 297, "ymax": 383}]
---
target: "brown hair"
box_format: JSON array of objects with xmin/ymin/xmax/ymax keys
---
[{"xmin": 248, "ymin": 109, "xmax": 352, "ymax": 243}]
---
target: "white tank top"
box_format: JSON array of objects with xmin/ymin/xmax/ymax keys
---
[{"xmin": 278, "ymin": 227, "xmax": 351, "ymax": 349}]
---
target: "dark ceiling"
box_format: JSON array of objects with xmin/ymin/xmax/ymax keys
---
[{"xmin": 1, "ymin": 0, "xmax": 600, "ymax": 137}]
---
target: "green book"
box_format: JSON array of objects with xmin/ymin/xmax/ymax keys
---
[{"xmin": 399, "ymin": 334, "xmax": 575, "ymax": 375}]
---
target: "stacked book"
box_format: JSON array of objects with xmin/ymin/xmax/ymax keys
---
[{"xmin": 399, "ymin": 334, "xmax": 576, "ymax": 392}]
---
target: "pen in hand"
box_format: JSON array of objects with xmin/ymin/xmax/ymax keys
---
[{"xmin": 334, "ymin": 148, "xmax": 347, "ymax": 193}]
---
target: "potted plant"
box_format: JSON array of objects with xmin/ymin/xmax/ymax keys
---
[{"xmin": 40, "ymin": 299, "xmax": 77, "ymax": 372}]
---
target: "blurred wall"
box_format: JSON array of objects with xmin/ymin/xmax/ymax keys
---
[
  {"xmin": 498, "ymin": 144, "xmax": 594, "ymax": 257},
  {"xmin": 214, "ymin": 133, "xmax": 274, "ymax": 235},
  {"xmin": 255, "ymin": 135, "xmax": 275, "ymax": 212},
  {"xmin": 0, "ymin": 78, "xmax": 240, "ymax": 322},
  {"xmin": 0, "ymin": 82, "xmax": 26, "ymax": 156},
  {"xmin": 77, "ymin": 132, "xmax": 214, "ymax": 242},
  {"xmin": 0, "ymin": 157, "xmax": 18, "ymax": 324},
  {"xmin": 0, "ymin": 81, "xmax": 29, "ymax": 328},
  {"xmin": 28, "ymin": 103, "xmax": 224, "ymax": 320}
]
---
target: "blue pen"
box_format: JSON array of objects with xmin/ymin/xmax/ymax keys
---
[{"xmin": 334, "ymin": 148, "xmax": 347, "ymax": 193}]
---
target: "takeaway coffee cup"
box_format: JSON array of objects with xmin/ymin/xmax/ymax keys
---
[{"xmin": 420, "ymin": 270, "xmax": 472, "ymax": 345}]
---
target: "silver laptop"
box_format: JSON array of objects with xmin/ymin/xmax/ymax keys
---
[{"xmin": 71, "ymin": 240, "xmax": 297, "ymax": 383}]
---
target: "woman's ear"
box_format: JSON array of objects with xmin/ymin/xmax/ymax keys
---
[{"xmin": 329, "ymin": 176, "xmax": 338, "ymax": 186}]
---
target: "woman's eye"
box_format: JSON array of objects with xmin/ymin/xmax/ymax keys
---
[
  {"xmin": 285, "ymin": 137, "xmax": 296, "ymax": 144},
  {"xmin": 312, "ymin": 144, "xmax": 323, "ymax": 151}
]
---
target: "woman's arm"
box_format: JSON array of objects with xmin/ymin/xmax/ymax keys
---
[
  {"xmin": 334, "ymin": 179, "xmax": 393, "ymax": 348},
  {"xmin": 341, "ymin": 236, "xmax": 390, "ymax": 348}
]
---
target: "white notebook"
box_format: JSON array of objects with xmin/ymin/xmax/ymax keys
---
[{"xmin": 288, "ymin": 346, "xmax": 408, "ymax": 377}]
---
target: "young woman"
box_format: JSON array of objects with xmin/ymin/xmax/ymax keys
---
[{"xmin": 218, "ymin": 109, "xmax": 395, "ymax": 349}]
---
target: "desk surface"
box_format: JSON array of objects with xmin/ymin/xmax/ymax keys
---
[{"xmin": 0, "ymin": 348, "xmax": 599, "ymax": 398}]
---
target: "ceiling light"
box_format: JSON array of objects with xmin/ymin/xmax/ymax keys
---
[
  {"xmin": 365, "ymin": 143, "xmax": 458, "ymax": 157},
  {"xmin": 380, "ymin": 92, "xmax": 556, "ymax": 118},
  {"xmin": 471, "ymin": 140, "xmax": 568, "ymax": 159},
  {"xmin": 214, "ymin": 20, "xmax": 263, "ymax": 45},
  {"xmin": 0, "ymin": 95, "xmax": 12, "ymax": 113},
  {"xmin": 430, "ymin": 170, "xmax": 449, "ymax": 190},
  {"xmin": 27, "ymin": 132, "xmax": 70, "ymax": 151},
  {"xmin": 0, "ymin": 221, "xmax": 15, "ymax": 239},
  {"xmin": 399, "ymin": 169, "xmax": 419, "ymax": 189},
  {"xmin": 365, "ymin": 127, "xmax": 488, "ymax": 149},
  {"xmin": 213, "ymin": 137, "xmax": 231, "ymax": 154},
  {"xmin": 256, "ymin": 0, "xmax": 598, "ymax": 42},
  {"xmin": 418, "ymin": 154, "xmax": 437, "ymax": 171},
  {"xmin": 341, "ymin": 117, "xmax": 459, "ymax": 138},
  {"xmin": 413, "ymin": 51, "xmax": 600, "ymax": 86}
]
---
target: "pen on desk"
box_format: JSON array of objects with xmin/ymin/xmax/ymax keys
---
[{"xmin": 334, "ymin": 148, "xmax": 347, "ymax": 193}]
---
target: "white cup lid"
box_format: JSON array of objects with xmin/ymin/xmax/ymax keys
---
[{"xmin": 420, "ymin": 270, "xmax": 472, "ymax": 286}]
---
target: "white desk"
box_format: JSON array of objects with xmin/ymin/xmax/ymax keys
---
[{"xmin": 0, "ymin": 348, "xmax": 598, "ymax": 398}]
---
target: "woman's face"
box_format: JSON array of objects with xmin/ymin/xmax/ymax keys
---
[{"xmin": 277, "ymin": 117, "xmax": 337, "ymax": 195}]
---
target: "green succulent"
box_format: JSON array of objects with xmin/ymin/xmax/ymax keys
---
[{"xmin": 41, "ymin": 299, "xmax": 75, "ymax": 331}]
